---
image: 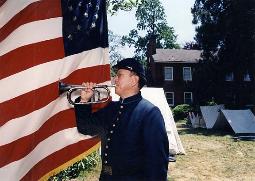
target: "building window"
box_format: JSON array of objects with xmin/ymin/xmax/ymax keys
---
[
  {"xmin": 164, "ymin": 67, "xmax": 173, "ymax": 80},
  {"xmin": 225, "ymin": 72, "xmax": 234, "ymax": 81},
  {"xmin": 243, "ymin": 71, "xmax": 251, "ymax": 81},
  {"xmin": 183, "ymin": 67, "xmax": 192, "ymax": 81},
  {"xmin": 184, "ymin": 92, "xmax": 193, "ymax": 104},
  {"xmin": 165, "ymin": 92, "xmax": 174, "ymax": 106}
]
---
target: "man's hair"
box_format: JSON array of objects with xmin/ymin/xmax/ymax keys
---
[{"xmin": 130, "ymin": 71, "xmax": 145, "ymax": 89}]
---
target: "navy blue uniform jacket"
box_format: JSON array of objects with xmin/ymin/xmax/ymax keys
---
[{"xmin": 74, "ymin": 92, "xmax": 169, "ymax": 181}]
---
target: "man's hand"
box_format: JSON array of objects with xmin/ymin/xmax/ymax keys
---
[{"xmin": 80, "ymin": 82, "xmax": 97, "ymax": 103}]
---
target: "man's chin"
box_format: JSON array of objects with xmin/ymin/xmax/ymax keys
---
[
  {"xmin": 114, "ymin": 88, "xmax": 118, "ymax": 94},
  {"xmin": 114, "ymin": 88, "xmax": 121, "ymax": 96}
]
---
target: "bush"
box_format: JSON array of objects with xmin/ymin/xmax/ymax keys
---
[
  {"xmin": 172, "ymin": 104, "xmax": 193, "ymax": 121},
  {"xmin": 48, "ymin": 150, "xmax": 100, "ymax": 180},
  {"xmin": 206, "ymin": 98, "xmax": 217, "ymax": 106}
]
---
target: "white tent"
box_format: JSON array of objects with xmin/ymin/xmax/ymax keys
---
[
  {"xmin": 200, "ymin": 105, "xmax": 225, "ymax": 129},
  {"xmin": 215, "ymin": 109, "xmax": 255, "ymax": 134},
  {"xmin": 188, "ymin": 112, "xmax": 206, "ymax": 128},
  {"xmin": 200, "ymin": 105, "xmax": 255, "ymax": 135},
  {"xmin": 110, "ymin": 87, "xmax": 185, "ymax": 155}
]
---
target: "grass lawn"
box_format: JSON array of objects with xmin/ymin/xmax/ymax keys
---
[
  {"xmin": 169, "ymin": 121, "xmax": 255, "ymax": 181},
  {"xmin": 79, "ymin": 121, "xmax": 255, "ymax": 181}
]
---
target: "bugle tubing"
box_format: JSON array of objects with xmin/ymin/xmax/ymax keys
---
[{"xmin": 58, "ymin": 81, "xmax": 115, "ymax": 105}]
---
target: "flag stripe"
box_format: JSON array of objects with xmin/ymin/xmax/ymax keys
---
[
  {"xmin": 0, "ymin": 0, "xmax": 110, "ymax": 179},
  {"xmin": 0, "ymin": 79, "xmax": 111, "ymax": 146},
  {"xmin": 0, "ymin": 48, "xmax": 109, "ymax": 103},
  {"xmin": 0, "ymin": 128, "xmax": 95, "ymax": 180},
  {"xmin": 0, "ymin": 38, "xmax": 64, "ymax": 79},
  {"xmin": 0, "ymin": 95, "xmax": 71, "ymax": 146},
  {"xmin": 0, "ymin": 17, "xmax": 62, "ymax": 56},
  {"xmin": 0, "ymin": 64, "xmax": 110, "ymax": 126},
  {"xmin": 0, "ymin": 0, "xmax": 61, "ymax": 42},
  {"xmin": 0, "ymin": 109, "xmax": 76, "ymax": 167},
  {"xmin": 0, "ymin": 96, "xmax": 71, "ymax": 146},
  {"xmin": 23, "ymin": 138, "xmax": 100, "ymax": 181},
  {"xmin": 0, "ymin": 0, "xmax": 40, "ymax": 29},
  {"xmin": 0, "ymin": 0, "xmax": 7, "ymax": 7}
]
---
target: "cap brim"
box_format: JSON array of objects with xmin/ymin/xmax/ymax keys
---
[{"xmin": 113, "ymin": 64, "xmax": 133, "ymax": 72}]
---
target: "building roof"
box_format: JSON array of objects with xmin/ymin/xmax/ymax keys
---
[{"xmin": 152, "ymin": 49, "xmax": 202, "ymax": 63}]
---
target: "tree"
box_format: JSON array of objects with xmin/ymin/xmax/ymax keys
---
[
  {"xmin": 192, "ymin": 0, "xmax": 255, "ymax": 106},
  {"xmin": 108, "ymin": 30, "xmax": 124, "ymax": 65},
  {"xmin": 183, "ymin": 41, "xmax": 201, "ymax": 50},
  {"xmin": 121, "ymin": 0, "xmax": 179, "ymax": 62},
  {"xmin": 107, "ymin": 0, "xmax": 140, "ymax": 15},
  {"xmin": 108, "ymin": 30, "xmax": 125, "ymax": 76}
]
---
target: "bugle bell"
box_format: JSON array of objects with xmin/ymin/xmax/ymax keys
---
[{"xmin": 58, "ymin": 81, "xmax": 115, "ymax": 105}]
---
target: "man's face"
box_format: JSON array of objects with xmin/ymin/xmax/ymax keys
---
[{"xmin": 114, "ymin": 69, "xmax": 138, "ymax": 97}]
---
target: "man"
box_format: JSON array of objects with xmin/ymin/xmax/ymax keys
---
[{"xmin": 74, "ymin": 58, "xmax": 169, "ymax": 181}]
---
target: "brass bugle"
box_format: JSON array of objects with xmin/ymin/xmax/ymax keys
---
[{"xmin": 58, "ymin": 81, "xmax": 115, "ymax": 105}]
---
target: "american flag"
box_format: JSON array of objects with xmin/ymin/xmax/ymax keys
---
[{"xmin": 0, "ymin": 0, "xmax": 110, "ymax": 180}]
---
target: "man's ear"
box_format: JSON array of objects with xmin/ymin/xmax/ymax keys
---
[{"xmin": 131, "ymin": 75, "xmax": 139, "ymax": 87}]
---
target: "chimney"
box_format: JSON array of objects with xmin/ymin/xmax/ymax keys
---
[
  {"xmin": 146, "ymin": 34, "xmax": 157, "ymax": 86},
  {"xmin": 146, "ymin": 34, "xmax": 156, "ymax": 58}
]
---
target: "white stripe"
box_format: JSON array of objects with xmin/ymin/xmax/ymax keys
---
[
  {"xmin": 0, "ymin": 48, "xmax": 109, "ymax": 103},
  {"xmin": 0, "ymin": 128, "xmax": 93, "ymax": 180},
  {"xmin": 0, "ymin": 95, "xmax": 70, "ymax": 146},
  {"xmin": 0, "ymin": 17, "xmax": 62, "ymax": 56},
  {"xmin": 0, "ymin": 80, "xmax": 110, "ymax": 146},
  {"xmin": 0, "ymin": 0, "xmax": 40, "ymax": 29}
]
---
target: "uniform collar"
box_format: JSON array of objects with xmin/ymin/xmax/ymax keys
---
[{"xmin": 119, "ymin": 92, "xmax": 142, "ymax": 104}]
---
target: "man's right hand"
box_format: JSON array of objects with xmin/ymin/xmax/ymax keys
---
[{"xmin": 80, "ymin": 82, "xmax": 97, "ymax": 103}]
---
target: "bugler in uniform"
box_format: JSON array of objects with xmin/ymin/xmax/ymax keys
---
[{"xmin": 74, "ymin": 58, "xmax": 169, "ymax": 181}]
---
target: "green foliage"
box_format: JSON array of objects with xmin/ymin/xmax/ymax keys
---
[
  {"xmin": 121, "ymin": 0, "xmax": 179, "ymax": 61},
  {"xmin": 191, "ymin": 0, "xmax": 255, "ymax": 106},
  {"xmin": 109, "ymin": 30, "xmax": 124, "ymax": 65},
  {"xmin": 48, "ymin": 151, "xmax": 100, "ymax": 181},
  {"xmin": 183, "ymin": 41, "xmax": 201, "ymax": 50},
  {"xmin": 172, "ymin": 104, "xmax": 193, "ymax": 121},
  {"xmin": 206, "ymin": 98, "xmax": 217, "ymax": 106},
  {"xmin": 107, "ymin": 0, "xmax": 140, "ymax": 15}
]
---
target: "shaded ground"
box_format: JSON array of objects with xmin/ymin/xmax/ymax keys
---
[{"xmin": 79, "ymin": 121, "xmax": 255, "ymax": 181}]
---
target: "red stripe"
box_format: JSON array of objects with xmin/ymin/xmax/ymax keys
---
[
  {"xmin": 0, "ymin": 64, "xmax": 110, "ymax": 126},
  {"xmin": 0, "ymin": 0, "xmax": 61, "ymax": 42},
  {"xmin": 0, "ymin": 109, "xmax": 76, "ymax": 167},
  {"xmin": 21, "ymin": 137, "xmax": 100, "ymax": 181},
  {"xmin": 0, "ymin": 0, "xmax": 7, "ymax": 7},
  {"xmin": 0, "ymin": 38, "xmax": 65, "ymax": 79}
]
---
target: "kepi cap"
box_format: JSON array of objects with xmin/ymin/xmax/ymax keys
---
[{"xmin": 113, "ymin": 58, "xmax": 147, "ymax": 87}]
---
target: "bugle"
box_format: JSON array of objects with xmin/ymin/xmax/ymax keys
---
[{"xmin": 58, "ymin": 81, "xmax": 115, "ymax": 105}]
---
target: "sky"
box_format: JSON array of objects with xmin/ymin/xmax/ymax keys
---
[{"xmin": 107, "ymin": 0, "xmax": 196, "ymax": 57}]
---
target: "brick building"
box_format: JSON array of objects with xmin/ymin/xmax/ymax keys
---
[{"xmin": 146, "ymin": 38, "xmax": 201, "ymax": 106}]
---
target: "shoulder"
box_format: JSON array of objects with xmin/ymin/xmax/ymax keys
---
[
  {"xmin": 139, "ymin": 99, "xmax": 166, "ymax": 129},
  {"xmin": 139, "ymin": 98, "xmax": 157, "ymax": 110},
  {"xmin": 136, "ymin": 98, "xmax": 161, "ymax": 117}
]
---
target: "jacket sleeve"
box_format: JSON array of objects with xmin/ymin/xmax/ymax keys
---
[
  {"xmin": 74, "ymin": 98, "xmax": 111, "ymax": 137},
  {"xmin": 142, "ymin": 106, "xmax": 169, "ymax": 181}
]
